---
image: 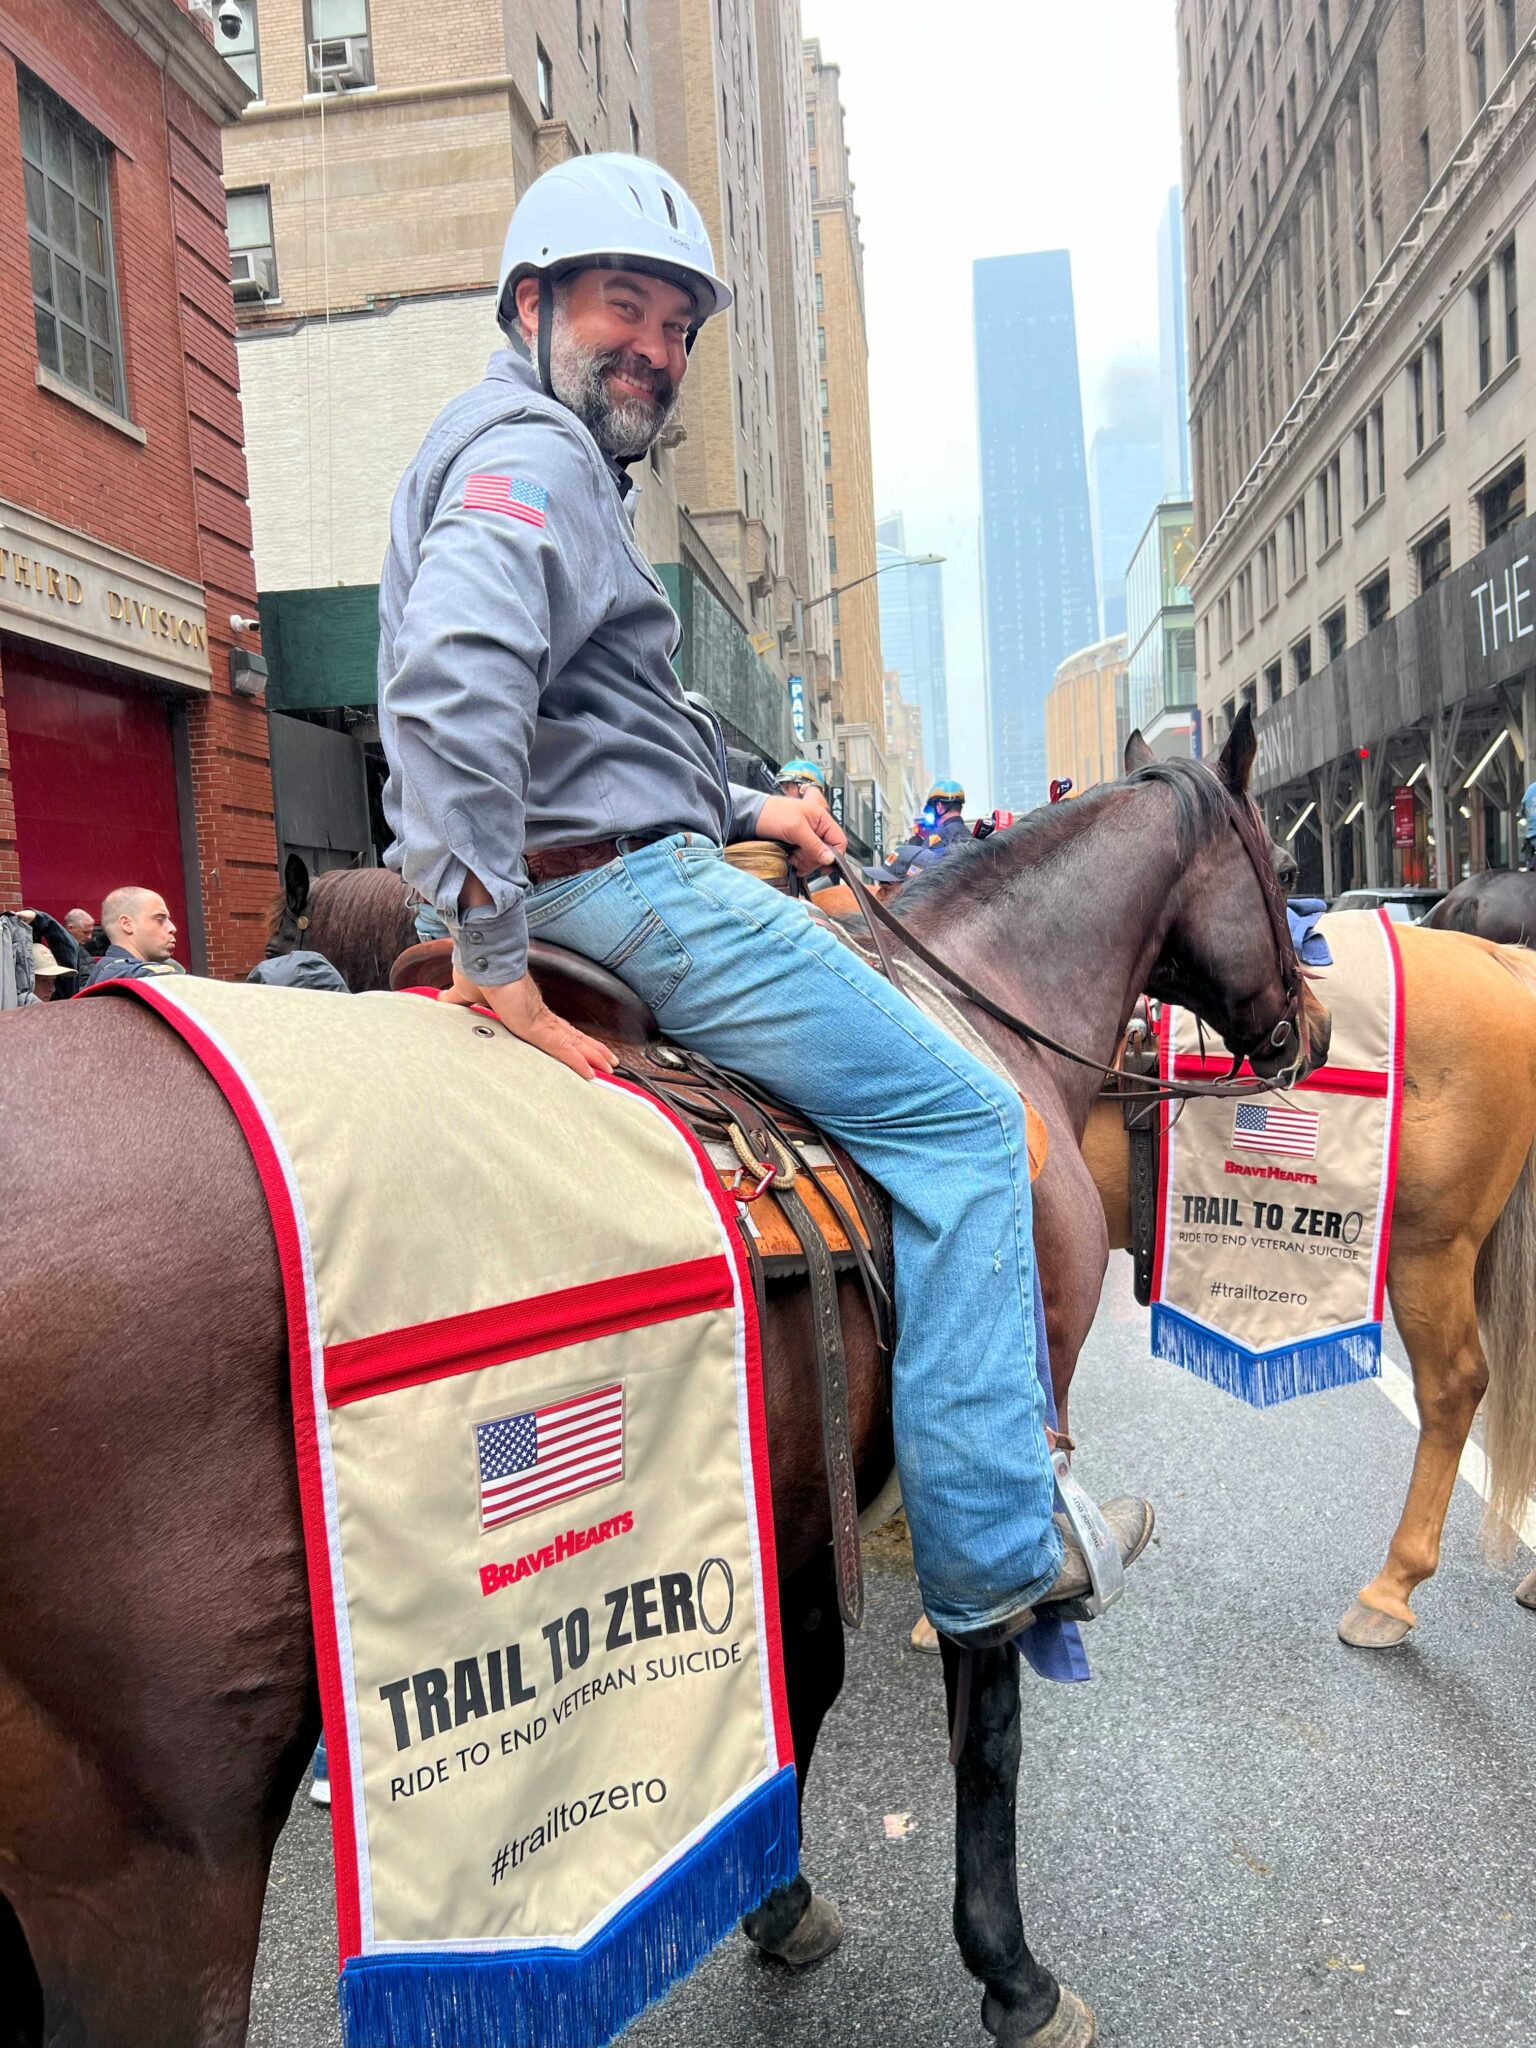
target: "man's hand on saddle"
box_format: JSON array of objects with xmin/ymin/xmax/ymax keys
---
[
  {"xmin": 441, "ymin": 870, "xmax": 617, "ymax": 1082},
  {"xmin": 440, "ymin": 966, "xmax": 619, "ymax": 1083},
  {"xmin": 757, "ymin": 789, "xmax": 847, "ymax": 876}
]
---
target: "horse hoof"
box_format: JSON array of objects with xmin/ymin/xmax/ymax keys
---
[
  {"xmin": 1337, "ymin": 1598, "xmax": 1413, "ymax": 1649},
  {"xmin": 910, "ymin": 1614, "xmax": 941, "ymax": 1655},
  {"xmin": 1515, "ymin": 1567, "xmax": 1536, "ymax": 1611},
  {"xmin": 747, "ymin": 1889, "xmax": 844, "ymax": 1967},
  {"xmin": 983, "ymin": 1984, "xmax": 1095, "ymax": 2046}
]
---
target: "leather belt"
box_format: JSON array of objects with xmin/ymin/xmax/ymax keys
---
[{"xmin": 525, "ymin": 832, "xmax": 670, "ymax": 886}]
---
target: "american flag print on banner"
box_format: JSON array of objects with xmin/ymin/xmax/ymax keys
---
[
  {"xmin": 1231, "ymin": 1101, "xmax": 1321, "ymax": 1159},
  {"xmin": 475, "ymin": 1382, "xmax": 624, "ymax": 1531},
  {"xmin": 462, "ymin": 474, "xmax": 549, "ymax": 527}
]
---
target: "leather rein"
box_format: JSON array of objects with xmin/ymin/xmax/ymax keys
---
[{"xmin": 828, "ymin": 788, "xmax": 1307, "ymax": 1104}]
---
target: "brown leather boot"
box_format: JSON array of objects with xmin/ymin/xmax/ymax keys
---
[{"xmin": 949, "ymin": 1498, "xmax": 1155, "ymax": 1651}]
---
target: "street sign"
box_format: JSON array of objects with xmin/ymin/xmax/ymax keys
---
[
  {"xmin": 1392, "ymin": 786, "xmax": 1416, "ymax": 848},
  {"xmin": 788, "ymin": 674, "xmax": 806, "ymax": 741},
  {"xmin": 750, "ymin": 630, "xmax": 776, "ymax": 657}
]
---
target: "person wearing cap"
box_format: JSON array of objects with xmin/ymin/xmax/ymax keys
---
[
  {"xmin": 377, "ymin": 154, "xmax": 1152, "ymax": 1660},
  {"xmin": 29, "ymin": 942, "xmax": 71, "ymax": 1001},
  {"xmin": 774, "ymin": 757, "xmax": 826, "ymax": 799}
]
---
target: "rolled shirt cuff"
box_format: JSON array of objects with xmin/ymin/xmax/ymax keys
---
[
  {"xmin": 729, "ymin": 782, "xmax": 768, "ymax": 840},
  {"xmin": 452, "ymin": 898, "xmax": 528, "ymax": 985}
]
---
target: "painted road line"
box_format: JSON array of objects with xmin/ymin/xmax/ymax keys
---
[{"xmin": 1374, "ymin": 1355, "xmax": 1536, "ymax": 1553}]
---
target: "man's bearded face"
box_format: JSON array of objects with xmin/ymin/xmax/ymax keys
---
[{"xmin": 548, "ymin": 308, "xmax": 683, "ymax": 462}]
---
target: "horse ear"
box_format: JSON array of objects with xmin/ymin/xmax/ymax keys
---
[
  {"xmin": 1217, "ymin": 703, "xmax": 1257, "ymax": 795},
  {"xmin": 1124, "ymin": 729, "xmax": 1155, "ymax": 773},
  {"xmin": 284, "ymin": 853, "xmax": 311, "ymax": 917}
]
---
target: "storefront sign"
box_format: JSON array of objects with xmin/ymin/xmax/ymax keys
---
[
  {"xmin": 1392, "ymin": 786, "xmax": 1417, "ymax": 848},
  {"xmin": 0, "ymin": 497, "xmax": 210, "ymax": 690}
]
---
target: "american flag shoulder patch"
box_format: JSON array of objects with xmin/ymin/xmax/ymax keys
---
[
  {"xmin": 475, "ymin": 1381, "xmax": 624, "ymax": 1531},
  {"xmin": 1231, "ymin": 1100, "xmax": 1320, "ymax": 1159},
  {"xmin": 462, "ymin": 474, "xmax": 549, "ymax": 527}
]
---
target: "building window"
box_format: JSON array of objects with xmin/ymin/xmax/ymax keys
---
[
  {"xmin": 1286, "ymin": 498, "xmax": 1307, "ymax": 582},
  {"xmin": 19, "ymin": 73, "xmax": 124, "ymax": 414},
  {"xmin": 1427, "ymin": 328, "xmax": 1445, "ymax": 437},
  {"xmin": 812, "ymin": 219, "xmax": 821, "ymax": 257},
  {"xmin": 1471, "ymin": 37, "xmax": 1488, "ymax": 109},
  {"xmin": 1420, "ymin": 128, "xmax": 1432, "ymax": 193},
  {"xmin": 824, "ymin": 481, "xmax": 834, "ymax": 517},
  {"xmin": 816, "ymin": 324, "xmax": 826, "ymax": 363},
  {"xmin": 1218, "ymin": 590, "xmax": 1233, "ymax": 656},
  {"xmin": 1475, "ymin": 270, "xmax": 1493, "ymax": 389},
  {"xmin": 806, "ymin": 110, "xmax": 816, "ymax": 148},
  {"xmin": 1354, "ymin": 405, "xmax": 1384, "ymax": 512},
  {"xmin": 1415, "ymin": 520, "xmax": 1451, "ymax": 591},
  {"xmin": 1265, "ymin": 657, "xmax": 1283, "ymax": 705},
  {"xmin": 736, "ymin": 373, "xmax": 745, "ymax": 425},
  {"xmin": 1323, "ymin": 606, "xmax": 1346, "ymax": 661},
  {"xmin": 1500, "ymin": 0, "xmax": 1517, "ymax": 67},
  {"xmin": 1480, "ymin": 458, "xmax": 1526, "ymax": 543},
  {"xmin": 822, "ymin": 428, "xmax": 832, "ymax": 468},
  {"xmin": 833, "ymin": 639, "xmax": 843, "ymax": 679},
  {"xmin": 536, "ymin": 40, "xmax": 553, "ymax": 117},
  {"xmin": 1292, "ymin": 633, "xmax": 1312, "ymax": 686},
  {"xmin": 1316, "ymin": 454, "xmax": 1339, "ymax": 549},
  {"xmin": 593, "ymin": 24, "xmax": 604, "ymax": 101},
  {"xmin": 214, "ymin": 0, "xmax": 261, "ymax": 94},
  {"xmin": 628, "ymin": 107, "xmax": 641, "ymax": 153},
  {"xmin": 814, "ymin": 272, "xmax": 823, "ymax": 309},
  {"xmin": 830, "ymin": 592, "xmax": 840, "ymax": 626},
  {"xmin": 1502, "ymin": 240, "xmax": 1519, "ymax": 363},
  {"xmin": 809, "ymin": 164, "xmax": 818, "ymax": 200},
  {"xmin": 227, "ymin": 187, "xmax": 277, "ymax": 302},
  {"xmin": 306, "ymin": 0, "xmax": 373, "ymax": 89},
  {"xmin": 1236, "ymin": 565, "xmax": 1253, "ymax": 638},
  {"xmin": 1361, "ymin": 571, "xmax": 1391, "ymax": 632},
  {"xmin": 1413, "ymin": 0, "xmax": 1427, "ymax": 55},
  {"xmin": 819, "ymin": 377, "xmax": 828, "ymax": 413},
  {"xmin": 1409, "ymin": 351, "xmax": 1426, "ymax": 455},
  {"xmin": 622, "ymin": 0, "xmax": 634, "ymax": 55}
]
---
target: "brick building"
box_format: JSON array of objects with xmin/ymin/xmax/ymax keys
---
[
  {"xmin": 1181, "ymin": 0, "xmax": 1536, "ymax": 891},
  {"xmin": 0, "ymin": 0, "xmax": 262, "ymax": 976}
]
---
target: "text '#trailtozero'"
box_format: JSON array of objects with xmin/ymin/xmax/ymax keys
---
[{"xmin": 476, "ymin": 1382, "xmax": 624, "ymax": 1532}]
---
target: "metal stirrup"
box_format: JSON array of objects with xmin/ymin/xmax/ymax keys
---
[{"xmin": 1051, "ymin": 1450, "xmax": 1126, "ymax": 1620}]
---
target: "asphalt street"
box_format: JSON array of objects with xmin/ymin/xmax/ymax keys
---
[{"xmin": 249, "ymin": 1255, "xmax": 1536, "ymax": 2048}]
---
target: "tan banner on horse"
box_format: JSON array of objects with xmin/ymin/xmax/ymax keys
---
[
  {"xmin": 1150, "ymin": 910, "xmax": 1404, "ymax": 1406},
  {"xmin": 93, "ymin": 975, "xmax": 796, "ymax": 2048}
]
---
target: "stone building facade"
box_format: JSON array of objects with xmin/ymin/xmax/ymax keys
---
[
  {"xmin": 0, "ymin": 0, "xmax": 266, "ymax": 974},
  {"xmin": 1045, "ymin": 637, "xmax": 1129, "ymax": 795},
  {"xmin": 1180, "ymin": 0, "xmax": 1536, "ymax": 889},
  {"xmin": 805, "ymin": 36, "xmax": 889, "ymax": 845}
]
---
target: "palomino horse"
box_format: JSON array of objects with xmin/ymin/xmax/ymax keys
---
[
  {"xmin": 0, "ymin": 719, "xmax": 1323, "ymax": 2047},
  {"xmin": 1083, "ymin": 916, "xmax": 1536, "ymax": 1647}
]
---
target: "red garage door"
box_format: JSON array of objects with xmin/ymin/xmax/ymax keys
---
[{"xmin": 5, "ymin": 647, "xmax": 189, "ymax": 941}]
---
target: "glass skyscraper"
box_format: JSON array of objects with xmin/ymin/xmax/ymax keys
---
[
  {"xmin": 974, "ymin": 251, "xmax": 1097, "ymax": 811},
  {"xmin": 1157, "ymin": 187, "xmax": 1192, "ymax": 497},
  {"xmin": 1089, "ymin": 426, "xmax": 1165, "ymax": 640},
  {"xmin": 875, "ymin": 511, "xmax": 950, "ymax": 781}
]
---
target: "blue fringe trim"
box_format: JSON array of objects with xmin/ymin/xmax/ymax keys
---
[
  {"xmin": 1151, "ymin": 1305, "xmax": 1381, "ymax": 1410},
  {"xmin": 338, "ymin": 1765, "xmax": 799, "ymax": 2048}
]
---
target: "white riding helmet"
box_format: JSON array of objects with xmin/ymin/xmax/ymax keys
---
[{"xmin": 497, "ymin": 153, "xmax": 732, "ymax": 338}]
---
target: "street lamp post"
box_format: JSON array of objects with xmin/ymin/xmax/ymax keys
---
[{"xmin": 799, "ymin": 551, "xmax": 945, "ymax": 616}]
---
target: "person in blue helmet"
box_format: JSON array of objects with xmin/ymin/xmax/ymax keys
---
[{"xmin": 775, "ymin": 758, "xmax": 827, "ymax": 799}]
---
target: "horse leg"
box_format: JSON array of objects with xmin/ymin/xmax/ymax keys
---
[
  {"xmin": 1340, "ymin": 1245, "xmax": 1487, "ymax": 1648},
  {"xmin": 941, "ymin": 1640, "xmax": 1092, "ymax": 2047},
  {"xmin": 742, "ymin": 1545, "xmax": 847, "ymax": 1966}
]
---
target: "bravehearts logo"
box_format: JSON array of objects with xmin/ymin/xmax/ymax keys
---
[{"xmin": 479, "ymin": 1511, "xmax": 634, "ymax": 1597}]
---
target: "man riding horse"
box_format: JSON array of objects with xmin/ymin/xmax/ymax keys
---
[{"xmin": 377, "ymin": 152, "xmax": 1153, "ymax": 1648}]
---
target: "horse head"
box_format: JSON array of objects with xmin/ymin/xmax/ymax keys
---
[{"xmin": 1124, "ymin": 709, "xmax": 1331, "ymax": 1082}]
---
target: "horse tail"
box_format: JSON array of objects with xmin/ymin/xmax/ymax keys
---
[{"xmin": 1474, "ymin": 942, "xmax": 1536, "ymax": 1555}]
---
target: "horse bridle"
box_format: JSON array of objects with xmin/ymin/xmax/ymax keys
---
[{"xmin": 830, "ymin": 783, "xmax": 1308, "ymax": 1103}]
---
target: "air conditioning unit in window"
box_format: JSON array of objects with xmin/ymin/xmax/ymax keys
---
[
  {"xmin": 307, "ymin": 36, "xmax": 373, "ymax": 90},
  {"xmin": 229, "ymin": 249, "xmax": 277, "ymax": 303}
]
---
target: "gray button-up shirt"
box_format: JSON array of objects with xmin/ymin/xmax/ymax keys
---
[{"xmin": 379, "ymin": 348, "xmax": 766, "ymax": 983}]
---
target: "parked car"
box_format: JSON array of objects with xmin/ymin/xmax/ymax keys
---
[{"xmin": 1328, "ymin": 886, "xmax": 1447, "ymax": 923}]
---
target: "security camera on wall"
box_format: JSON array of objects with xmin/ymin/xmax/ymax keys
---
[{"xmin": 215, "ymin": 1, "xmax": 247, "ymax": 38}]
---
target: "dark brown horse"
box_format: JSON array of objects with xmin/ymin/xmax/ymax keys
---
[
  {"xmin": 1425, "ymin": 867, "xmax": 1536, "ymax": 947},
  {"xmin": 0, "ymin": 715, "xmax": 1324, "ymax": 2048}
]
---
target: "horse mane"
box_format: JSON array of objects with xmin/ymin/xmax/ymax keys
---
[
  {"xmin": 263, "ymin": 866, "xmax": 417, "ymax": 994},
  {"xmin": 894, "ymin": 757, "xmax": 1234, "ymax": 921}
]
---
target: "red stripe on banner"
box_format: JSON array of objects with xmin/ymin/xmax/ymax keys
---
[
  {"xmin": 598, "ymin": 1072, "xmax": 795, "ymax": 1773},
  {"xmin": 1374, "ymin": 910, "xmax": 1406, "ymax": 1322},
  {"xmin": 1170, "ymin": 1053, "xmax": 1389, "ymax": 1096},
  {"xmin": 1149, "ymin": 1011, "xmax": 1175, "ymax": 1303},
  {"xmin": 80, "ymin": 980, "xmax": 367, "ymax": 1961},
  {"xmin": 324, "ymin": 1258, "xmax": 734, "ymax": 1407}
]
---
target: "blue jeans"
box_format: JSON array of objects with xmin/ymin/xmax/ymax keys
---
[{"xmin": 522, "ymin": 834, "xmax": 1061, "ymax": 1637}]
